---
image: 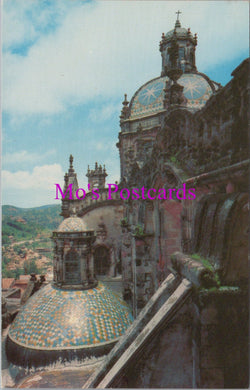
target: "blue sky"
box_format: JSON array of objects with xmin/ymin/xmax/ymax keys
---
[{"xmin": 2, "ymin": 0, "xmax": 249, "ymax": 207}]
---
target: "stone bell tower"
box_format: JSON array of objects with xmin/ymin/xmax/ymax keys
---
[{"xmin": 52, "ymin": 210, "xmax": 97, "ymax": 289}]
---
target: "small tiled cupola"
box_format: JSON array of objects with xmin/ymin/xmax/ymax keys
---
[{"xmin": 52, "ymin": 209, "xmax": 97, "ymax": 289}]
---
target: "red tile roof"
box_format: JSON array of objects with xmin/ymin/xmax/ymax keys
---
[{"xmin": 2, "ymin": 278, "xmax": 15, "ymax": 289}]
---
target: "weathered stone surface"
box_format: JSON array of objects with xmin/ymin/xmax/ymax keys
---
[
  {"xmin": 171, "ymin": 251, "xmax": 215, "ymax": 287},
  {"xmin": 200, "ymin": 368, "xmax": 224, "ymax": 388},
  {"xmin": 200, "ymin": 305, "xmax": 218, "ymax": 325}
]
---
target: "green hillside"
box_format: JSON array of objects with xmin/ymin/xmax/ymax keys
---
[{"xmin": 2, "ymin": 204, "xmax": 63, "ymax": 244}]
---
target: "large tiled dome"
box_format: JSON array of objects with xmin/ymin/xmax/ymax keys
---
[
  {"xmin": 6, "ymin": 282, "xmax": 133, "ymax": 367},
  {"xmin": 129, "ymin": 73, "xmax": 218, "ymax": 119}
]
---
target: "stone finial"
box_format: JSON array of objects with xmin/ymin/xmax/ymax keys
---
[
  {"xmin": 69, "ymin": 154, "xmax": 73, "ymax": 169},
  {"xmin": 120, "ymin": 93, "xmax": 130, "ymax": 122},
  {"xmin": 122, "ymin": 94, "xmax": 129, "ymax": 107}
]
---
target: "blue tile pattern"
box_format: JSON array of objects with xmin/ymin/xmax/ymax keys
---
[
  {"xmin": 138, "ymin": 81, "xmax": 164, "ymax": 106},
  {"xmin": 9, "ymin": 283, "xmax": 133, "ymax": 350},
  {"xmin": 130, "ymin": 73, "xmax": 214, "ymax": 119},
  {"xmin": 131, "ymin": 77, "xmax": 168, "ymax": 119},
  {"xmin": 179, "ymin": 73, "xmax": 213, "ymax": 108},
  {"xmin": 58, "ymin": 217, "xmax": 87, "ymax": 232}
]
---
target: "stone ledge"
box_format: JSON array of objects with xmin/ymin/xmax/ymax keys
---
[{"xmin": 171, "ymin": 252, "xmax": 216, "ymax": 288}]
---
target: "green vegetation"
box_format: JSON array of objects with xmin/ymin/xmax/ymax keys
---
[
  {"xmin": 2, "ymin": 204, "xmax": 58, "ymax": 278},
  {"xmin": 199, "ymin": 286, "xmax": 241, "ymax": 296},
  {"xmin": 2, "ymin": 204, "xmax": 62, "ymax": 244},
  {"xmin": 191, "ymin": 253, "xmax": 221, "ymax": 287},
  {"xmin": 134, "ymin": 224, "xmax": 144, "ymax": 237},
  {"xmin": 120, "ymin": 217, "xmax": 128, "ymax": 226},
  {"xmin": 23, "ymin": 239, "xmax": 53, "ymax": 254},
  {"xmin": 2, "ymin": 261, "xmax": 42, "ymax": 279},
  {"xmin": 167, "ymin": 155, "xmax": 187, "ymax": 175},
  {"xmin": 170, "ymin": 156, "xmax": 177, "ymax": 164},
  {"xmin": 191, "ymin": 253, "xmax": 214, "ymax": 271},
  {"xmin": 2, "ymin": 264, "xmax": 23, "ymax": 279},
  {"xmin": 23, "ymin": 259, "xmax": 40, "ymax": 275}
]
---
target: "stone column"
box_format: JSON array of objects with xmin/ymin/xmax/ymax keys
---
[
  {"xmin": 89, "ymin": 247, "xmax": 95, "ymax": 281},
  {"xmin": 58, "ymin": 241, "xmax": 64, "ymax": 284},
  {"xmin": 109, "ymin": 247, "xmax": 115, "ymax": 277},
  {"xmin": 80, "ymin": 243, "xmax": 88, "ymax": 286}
]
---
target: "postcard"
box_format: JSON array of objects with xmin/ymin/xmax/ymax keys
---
[{"xmin": 2, "ymin": 1, "xmax": 249, "ymax": 388}]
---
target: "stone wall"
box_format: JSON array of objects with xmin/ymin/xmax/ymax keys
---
[
  {"xmin": 193, "ymin": 288, "xmax": 248, "ymax": 388},
  {"xmin": 116, "ymin": 301, "xmax": 194, "ymax": 388}
]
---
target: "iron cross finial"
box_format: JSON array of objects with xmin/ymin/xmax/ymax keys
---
[{"xmin": 176, "ymin": 10, "xmax": 181, "ymax": 20}]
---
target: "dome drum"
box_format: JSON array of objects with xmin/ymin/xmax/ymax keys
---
[
  {"xmin": 6, "ymin": 335, "xmax": 116, "ymax": 369},
  {"xmin": 52, "ymin": 229, "xmax": 95, "ymax": 240}
]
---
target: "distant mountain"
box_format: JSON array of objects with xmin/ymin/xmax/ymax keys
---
[{"xmin": 2, "ymin": 204, "xmax": 63, "ymax": 244}]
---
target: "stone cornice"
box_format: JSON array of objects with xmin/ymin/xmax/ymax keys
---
[{"xmin": 185, "ymin": 160, "xmax": 249, "ymax": 187}]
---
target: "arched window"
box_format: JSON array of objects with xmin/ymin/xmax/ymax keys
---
[
  {"xmin": 94, "ymin": 246, "xmax": 110, "ymax": 275},
  {"xmin": 65, "ymin": 249, "xmax": 80, "ymax": 284}
]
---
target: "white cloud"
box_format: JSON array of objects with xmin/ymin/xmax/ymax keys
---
[
  {"xmin": 2, "ymin": 163, "xmax": 64, "ymax": 207},
  {"xmin": 2, "ymin": 163, "xmax": 64, "ymax": 190},
  {"xmin": 3, "ymin": 149, "xmax": 56, "ymax": 165},
  {"xmin": 1, "ymin": 161, "xmax": 120, "ymax": 207},
  {"xmin": 3, "ymin": 1, "xmax": 248, "ymax": 115},
  {"xmin": 3, "ymin": 0, "xmax": 37, "ymax": 49}
]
